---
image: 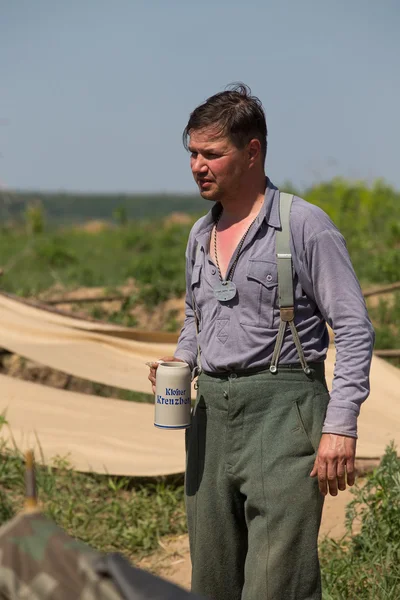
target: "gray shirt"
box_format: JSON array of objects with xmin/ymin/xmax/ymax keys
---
[{"xmin": 175, "ymin": 179, "xmax": 375, "ymax": 438}]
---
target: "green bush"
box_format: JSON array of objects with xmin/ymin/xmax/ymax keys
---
[
  {"xmin": 320, "ymin": 443, "xmax": 400, "ymax": 599},
  {"xmin": 306, "ymin": 179, "xmax": 400, "ymax": 284},
  {"xmin": 35, "ymin": 237, "xmax": 78, "ymax": 268}
]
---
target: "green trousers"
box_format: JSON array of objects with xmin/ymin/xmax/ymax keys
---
[{"xmin": 185, "ymin": 364, "xmax": 330, "ymax": 600}]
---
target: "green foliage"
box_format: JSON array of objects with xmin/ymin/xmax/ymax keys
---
[
  {"xmin": 0, "ymin": 180, "xmax": 399, "ymax": 336},
  {"xmin": 305, "ymin": 178, "xmax": 400, "ymax": 284},
  {"xmin": 113, "ymin": 204, "xmax": 128, "ymax": 226},
  {"xmin": 0, "ymin": 218, "xmax": 193, "ymax": 306},
  {"xmin": 0, "ymin": 488, "xmax": 14, "ymax": 523},
  {"xmin": 320, "ymin": 443, "xmax": 400, "ymax": 599},
  {"xmin": 164, "ymin": 309, "xmax": 181, "ymax": 332},
  {"xmin": 90, "ymin": 295, "xmax": 139, "ymax": 328},
  {"xmin": 35, "ymin": 237, "xmax": 78, "ymax": 268},
  {"xmin": 368, "ymin": 292, "xmax": 400, "ymax": 351},
  {"xmin": 0, "ymin": 190, "xmax": 209, "ymax": 225},
  {"xmin": 24, "ymin": 201, "xmax": 46, "ymax": 235}
]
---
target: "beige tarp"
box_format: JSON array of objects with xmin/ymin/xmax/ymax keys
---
[
  {"xmin": 1, "ymin": 353, "xmax": 399, "ymax": 476},
  {"xmin": 0, "ymin": 374, "xmax": 185, "ymax": 477},
  {"xmin": 0, "ymin": 292, "xmax": 399, "ymax": 475},
  {"xmin": 0, "ymin": 292, "xmax": 179, "ymax": 340},
  {"xmin": 0, "ymin": 292, "xmax": 176, "ymax": 393}
]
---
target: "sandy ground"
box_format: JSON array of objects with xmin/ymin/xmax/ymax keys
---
[{"xmin": 138, "ymin": 485, "xmax": 358, "ymax": 591}]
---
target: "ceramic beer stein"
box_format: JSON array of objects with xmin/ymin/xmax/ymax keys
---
[{"xmin": 154, "ymin": 361, "xmax": 192, "ymax": 429}]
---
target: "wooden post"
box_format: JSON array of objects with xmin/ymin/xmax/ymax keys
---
[{"xmin": 24, "ymin": 449, "xmax": 38, "ymax": 512}]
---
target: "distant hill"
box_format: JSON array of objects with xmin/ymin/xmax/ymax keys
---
[{"xmin": 0, "ymin": 190, "xmax": 211, "ymax": 225}]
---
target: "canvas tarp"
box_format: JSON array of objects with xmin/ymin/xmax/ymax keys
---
[
  {"xmin": 0, "ymin": 292, "xmax": 179, "ymax": 341},
  {"xmin": 0, "ymin": 292, "xmax": 176, "ymax": 394},
  {"xmin": 0, "ymin": 291, "xmax": 399, "ymax": 476},
  {"xmin": 0, "ymin": 374, "xmax": 185, "ymax": 477},
  {"xmin": 1, "ymin": 350, "xmax": 400, "ymax": 476}
]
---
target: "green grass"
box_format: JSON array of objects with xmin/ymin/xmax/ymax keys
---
[
  {"xmin": 0, "ymin": 220, "xmax": 193, "ymax": 307},
  {"xmin": 92, "ymin": 383, "xmax": 154, "ymax": 404},
  {"xmin": 0, "ymin": 424, "xmax": 186, "ymax": 561}
]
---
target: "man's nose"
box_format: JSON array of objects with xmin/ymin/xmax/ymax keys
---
[{"xmin": 191, "ymin": 156, "xmax": 208, "ymax": 174}]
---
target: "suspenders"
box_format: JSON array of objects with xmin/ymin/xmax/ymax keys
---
[
  {"xmin": 192, "ymin": 245, "xmax": 203, "ymax": 381},
  {"xmin": 192, "ymin": 191, "xmax": 310, "ymax": 377},
  {"xmin": 270, "ymin": 193, "xmax": 311, "ymax": 374}
]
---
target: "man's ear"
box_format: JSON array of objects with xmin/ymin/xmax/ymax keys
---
[{"xmin": 248, "ymin": 139, "xmax": 262, "ymax": 166}]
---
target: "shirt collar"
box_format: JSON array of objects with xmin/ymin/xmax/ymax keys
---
[{"xmin": 259, "ymin": 178, "xmax": 281, "ymax": 229}]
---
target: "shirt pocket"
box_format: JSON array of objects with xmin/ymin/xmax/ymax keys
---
[{"xmin": 239, "ymin": 259, "xmax": 279, "ymax": 329}]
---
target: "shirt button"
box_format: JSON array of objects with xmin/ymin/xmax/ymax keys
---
[
  {"xmin": 211, "ymin": 268, "xmax": 216, "ymax": 275},
  {"xmin": 266, "ymin": 274, "xmax": 273, "ymax": 282}
]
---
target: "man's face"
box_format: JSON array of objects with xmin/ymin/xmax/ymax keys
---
[{"xmin": 188, "ymin": 128, "xmax": 248, "ymax": 201}]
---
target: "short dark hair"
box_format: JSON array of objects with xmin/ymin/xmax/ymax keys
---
[{"xmin": 183, "ymin": 83, "xmax": 268, "ymax": 162}]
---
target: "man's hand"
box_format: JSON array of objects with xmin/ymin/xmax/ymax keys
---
[
  {"xmin": 310, "ymin": 433, "xmax": 357, "ymax": 496},
  {"xmin": 147, "ymin": 356, "xmax": 184, "ymax": 394}
]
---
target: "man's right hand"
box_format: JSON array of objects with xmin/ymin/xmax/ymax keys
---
[{"xmin": 147, "ymin": 356, "xmax": 184, "ymax": 394}]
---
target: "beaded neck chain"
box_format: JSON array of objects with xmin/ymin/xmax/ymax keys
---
[{"xmin": 212, "ymin": 211, "xmax": 257, "ymax": 302}]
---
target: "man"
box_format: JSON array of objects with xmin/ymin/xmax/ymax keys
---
[{"xmin": 148, "ymin": 84, "xmax": 374, "ymax": 600}]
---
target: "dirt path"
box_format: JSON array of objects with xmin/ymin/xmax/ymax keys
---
[{"xmin": 138, "ymin": 486, "xmax": 355, "ymax": 591}]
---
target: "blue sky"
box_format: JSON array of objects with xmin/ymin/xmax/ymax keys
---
[{"xmin": 1, "ymin": 0, "xmax": 399, "ymax": 193}]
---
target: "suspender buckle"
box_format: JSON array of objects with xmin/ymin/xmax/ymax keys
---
[{"xmin": 280, "ymin": 307, "xmax": 294, "ymax": 322}]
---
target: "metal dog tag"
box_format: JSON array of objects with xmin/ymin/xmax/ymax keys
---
[{"xmin": 214, "ymin": 280, "xmax": 237, "ymax": 302}]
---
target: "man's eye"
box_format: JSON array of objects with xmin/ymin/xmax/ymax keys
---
[{"xmin": 190, "ymin": 152, "xmax": 198, "ymax": 159}]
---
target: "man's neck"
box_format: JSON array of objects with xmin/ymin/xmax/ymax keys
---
[{"xmin": 218, "ymin": 174, "xmax": 267, "ymax": 225}]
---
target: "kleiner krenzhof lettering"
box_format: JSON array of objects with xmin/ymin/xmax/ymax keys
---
[
  {"xmin": 154, "ymin": 361, "xmax": 192, "ymax": 429},
  {"xmin": 165, "ymin": 387, "xmax": 186, "ymax": 396},
  {"xmin": 157, "ymin": 388, "xmax": 190, "ymax": 405}
]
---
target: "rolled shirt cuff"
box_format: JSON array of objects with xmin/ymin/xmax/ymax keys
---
[{"xmin": 322, "ymin": 405, "xmax": 359, "ymax": 438}]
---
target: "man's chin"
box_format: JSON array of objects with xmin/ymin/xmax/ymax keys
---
[{"xmin": 199, "ymin": 189, "xmax": 219, "ymax": 202}]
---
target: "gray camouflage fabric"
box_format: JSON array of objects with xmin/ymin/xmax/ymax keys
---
[{"xmin": 0, "ymin": 512, "xmax": 204, "ymax": 600}]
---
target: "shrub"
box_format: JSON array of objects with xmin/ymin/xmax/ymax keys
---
[{"xmin": 320, "ymin": 443, "xmax": 400, "ymax": 599}]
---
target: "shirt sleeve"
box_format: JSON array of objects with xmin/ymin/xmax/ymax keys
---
[
  {"xmin": 300, "ymin": 229, "xmax": 375, "ymax": 438},
  {"xmin": 174, "ymin": 244, "xmax": 198, "ymax": 373}
]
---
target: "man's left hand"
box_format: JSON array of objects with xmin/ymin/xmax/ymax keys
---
[{"xmin": 310, "ymin": 433, "xmax": 357, "ymax": 496}]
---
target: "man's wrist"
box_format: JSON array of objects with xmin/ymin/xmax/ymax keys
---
[{"xmin": 321, "ymin": 430, "xmax": 358, "ymax": 439}]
